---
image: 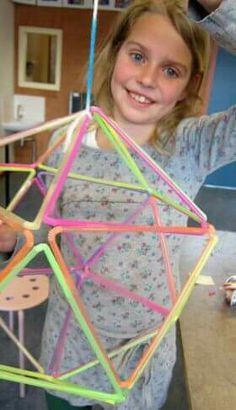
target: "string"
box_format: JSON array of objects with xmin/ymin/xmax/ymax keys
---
[{"xmin": 85, "ymin": 0, "xmax": 99, "ymax": 110}]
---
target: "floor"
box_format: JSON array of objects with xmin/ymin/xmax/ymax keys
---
[{"xmin": 0, "ymin": 172, "xmax": 236, "ymax": 410}]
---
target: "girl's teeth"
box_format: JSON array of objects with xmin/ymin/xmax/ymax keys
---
[
  {"xmin": 138, "ymin": 96, "xmax": 146, "ymax": 103},
  {"xmin": 130, "ymin": 93, "xmax": 150, "ymax": 104}
]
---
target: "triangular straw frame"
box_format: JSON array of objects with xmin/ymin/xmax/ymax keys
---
[{"xmin": 0, "ymin": 107, "xmax": 218, "ymax": 404}]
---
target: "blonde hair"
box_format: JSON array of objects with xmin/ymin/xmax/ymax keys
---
[{"xmin": 93, "ymin": 0, "xmax": 210, "ymax": 154}]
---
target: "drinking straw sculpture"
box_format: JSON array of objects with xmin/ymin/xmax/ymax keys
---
[
  {"xmin": 0, "ymin": 0, "xmax": 217, "ymax": 404},
  {"xmin": 0, "ymin": 106, "xmax": 217, "ymax": 404}
]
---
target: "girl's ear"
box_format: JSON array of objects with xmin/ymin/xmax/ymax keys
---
[
  {"xmin": 191, "ymin": 73, "xmax": 204, "ymax": 93},
  {"xmin": 178, "ymin": 72, "xmax": 203, "ymax": 102},
  {"xmin": 193, "ymin": 72, "xmax": 203, "ymax": 87}
]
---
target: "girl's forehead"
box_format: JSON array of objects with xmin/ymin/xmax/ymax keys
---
[{"xmin": 125, "ymin": 13, "xmax": 192, "ymax": 65}]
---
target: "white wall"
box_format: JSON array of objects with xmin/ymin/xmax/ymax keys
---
[
  {"xmin": 0, "ymin": 0, "xmax": 14, "ymax": 162},
  {"xmin": 0, "ymin": 0, "xmax": 14, "ymax": 123}
]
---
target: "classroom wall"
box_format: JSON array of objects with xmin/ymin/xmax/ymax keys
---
[
  {"xmin": 0, "ymin": 0, "xmax": 14, "ymax": 122},
  {"xmin": 14, "ymin": 3, "xmax": 118, "ymax": 155},
  {"xmin": 13, "ymin": 3, "xmax": 223, "ymax": 163},
  {"xmin": 0, "ymin": 0, "xmax": 14, "ymax": 163}
]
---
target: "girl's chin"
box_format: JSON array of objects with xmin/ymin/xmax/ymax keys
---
[{"xmin": 115, "ymin": 109, "xmax": 157, "ymax": 126}]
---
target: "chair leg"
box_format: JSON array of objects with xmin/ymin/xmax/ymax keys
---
[
  {"xmin": 9, "ymin": 311, "xmax": 14, "ymax": 332},
  {"xmin": 18, "ymin": 310, "xmax": 25, "ymax": 398}
]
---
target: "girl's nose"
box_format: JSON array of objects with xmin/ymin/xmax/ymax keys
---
[{"xmin": 138, "ymin": 64, "xmax": 158, "ymax": 88}]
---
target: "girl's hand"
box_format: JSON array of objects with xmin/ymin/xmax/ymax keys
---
[
  {"xmin": 196, "ymin": 0, "xmax": 222, "ymax": 13},
  {"xmin": 0, "ymin": 220, "xmax": 17, "ymax": 253}
]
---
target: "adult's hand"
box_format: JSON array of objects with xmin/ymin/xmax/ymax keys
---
[{"xmin": 0, "ymin": 220, "xmax": 17, "ymax": 254}]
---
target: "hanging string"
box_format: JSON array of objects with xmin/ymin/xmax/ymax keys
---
[
  {"xmin": 85, "ymin": 0, "xmax": 99, "ymax": 110},
  {"xmin": 63, "ymin": 0, "xmax": 99, "ymax": 151}
]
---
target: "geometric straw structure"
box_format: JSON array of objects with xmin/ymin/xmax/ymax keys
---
[{"xmin": 0, "ymin": 107, "xmax": 217, "ymax": 404}]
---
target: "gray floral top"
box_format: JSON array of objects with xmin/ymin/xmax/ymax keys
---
[{"xmin": 39, "ymin": 1, "xmax": 236, "ymax": 409}]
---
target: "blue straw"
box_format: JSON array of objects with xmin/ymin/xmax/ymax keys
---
[{"xmin": 86, "ymin": 0, "xmax": 99, "ymax": 110}]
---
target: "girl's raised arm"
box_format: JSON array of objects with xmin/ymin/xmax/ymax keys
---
[{"xmin": 198, "ymin": 0, "xmax": 236, "ymax": 54}]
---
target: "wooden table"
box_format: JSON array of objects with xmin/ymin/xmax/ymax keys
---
[{"xmin": 179, "ymin": 231, "xmax": 236, "ymax": 410}]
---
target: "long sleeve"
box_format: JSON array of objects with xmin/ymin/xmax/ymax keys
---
[
  {"xmin": 199, "ymin": 0, "xmax": 236, "ymax": 53},
  {"xmin": 175, "ymin": 0, "xmax": 236, "ymax": 179},
  {"xmin": 177, "ymin": 105, "xmax": 236, "ymax": 180}
]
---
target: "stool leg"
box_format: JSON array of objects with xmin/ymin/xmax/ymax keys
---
[
  {"xmin": 18, "ymin": 310, "xmax": 25, "ymax": 398},
  {"xmin": 9, "ymin": 311, "xmax": 14, "ymax": 332}
]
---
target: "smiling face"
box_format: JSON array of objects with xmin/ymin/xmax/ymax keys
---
[{"xmin": 110, "ymin": 13, "xmax": 193, "ymax": 145}]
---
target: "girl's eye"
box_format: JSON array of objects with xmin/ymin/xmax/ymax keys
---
[
  {"xmin": 163, "ymin": 67, "xmax": 179, "ymax": 78},
  {"xmin": 130, "ymin": 52, "xmax": 145, "ymax": 63}
]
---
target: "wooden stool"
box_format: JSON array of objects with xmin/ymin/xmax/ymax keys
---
[{"xmin": 0, "ymin": 274, "xmax": 49, "ymax": 397}]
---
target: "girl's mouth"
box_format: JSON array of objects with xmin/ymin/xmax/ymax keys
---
[{"xmin": 129, "ymin": 91, "xmax": 153, "ymax": 105}]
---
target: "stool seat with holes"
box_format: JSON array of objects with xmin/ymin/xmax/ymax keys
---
[{"xmin": 0, "ymin": 274, "xmax": 49, "ymax": 397}]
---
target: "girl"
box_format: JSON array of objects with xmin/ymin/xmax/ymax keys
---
[{"xmin": 1, "ymin": 0, "xmax": 236, "ymax": 409}]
